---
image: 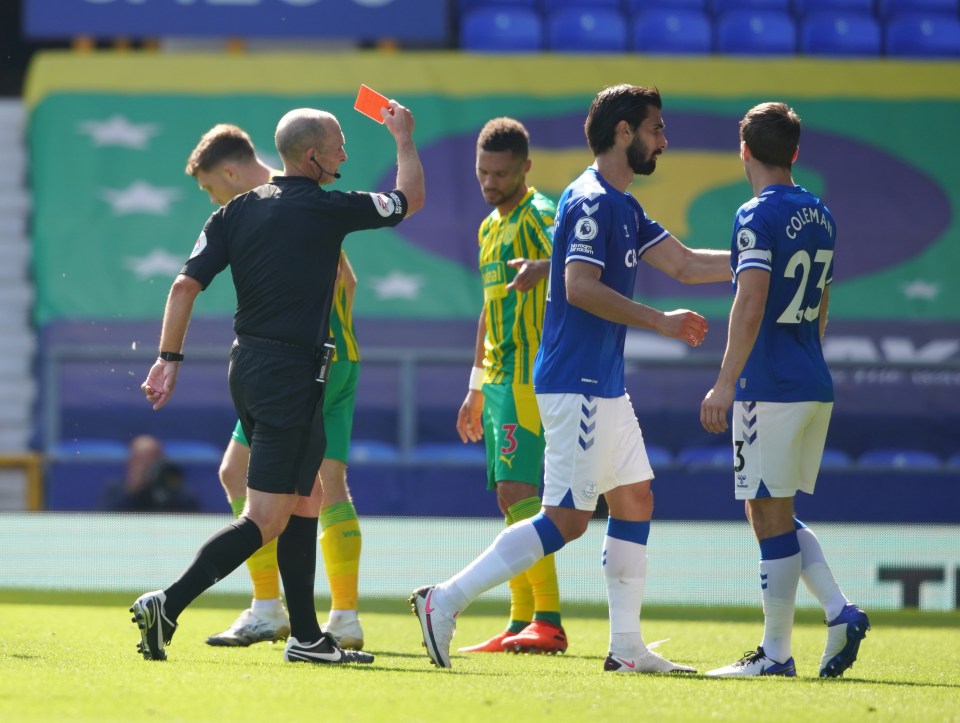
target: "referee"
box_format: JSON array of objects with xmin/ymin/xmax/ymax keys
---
[{"xmin": 132, "ymin": 101, "xmax": 424, "ymax": 665}]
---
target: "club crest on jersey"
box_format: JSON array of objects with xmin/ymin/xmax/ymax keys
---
[
  {"xmin": 575, "ymin": 217, "xmax": 598, "ymax": 241},
  {"xmin": 736, "ymin": 227, "xmax": 757, "ymax": 251},
  {"xmin": 189, "ymin": 231, "xmax": 207, "ymax": 259},
  {"xmin": 370, "ymin": 192, "xmax": 400, "ymax": 217}
]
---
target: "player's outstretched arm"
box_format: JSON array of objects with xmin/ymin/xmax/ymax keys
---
[
  {"xmin": 506, "ymin": 258, "xmax": 550, "ymax": 292},
  {"xmin": 643, "ymin": 235, "xmax": 731, "ymax": 284},
  {"xmin": 382, "ymin": 100, "xmax": 425, "ymax": 215}
]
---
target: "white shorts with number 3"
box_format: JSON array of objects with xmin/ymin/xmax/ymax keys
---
[
  {"xmin": 537, "ymin": 393, "xmax": 654, "ymax": 512},
  {"xmin": 732, "ymin": 400, "xmax": 833, "ymax": 500}
]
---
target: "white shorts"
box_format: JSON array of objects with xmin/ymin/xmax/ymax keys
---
[
  {"xmin": 536, "ymin": 392, "xmax": 654, "ymax": 512},
  {"xmin": 732, "ymin": 400, "xmax": 833, "ymax": 500}
]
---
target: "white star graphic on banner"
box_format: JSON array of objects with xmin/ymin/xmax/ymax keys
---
[
  {"xmin": 901, "ymin": 279, "xmax": 940, "ymax": 300},
  {"xmin": 100, "ymin": 181, "xmax": 180, "ymax": 215},
  {"xmin": 369, "ymin": 270, "xmax": 424, "ymax": 300},
  {"xmin": 78, "ymin": 115, "xmax": 160, "ymax": 149},
  {"xmin": 125, "ymin": 249, "xmax": 185, "ymax": 280}
]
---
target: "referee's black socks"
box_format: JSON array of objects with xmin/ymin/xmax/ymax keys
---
[
  {"xmin": 163, "ymin": 517, "xmax": 264, "ymax": 622},
  {"xmin": 277, "ymin": 514, "xmax": 322, "ymax": 643}
]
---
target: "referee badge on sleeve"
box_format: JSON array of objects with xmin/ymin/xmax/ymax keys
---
[{"xmin": 370, "ymin": 192, "xmax": 402, "ymax": 217}]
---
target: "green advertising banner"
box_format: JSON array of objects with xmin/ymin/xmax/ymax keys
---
[{"xmin": 26, "ymin": 51, "xmax": 960, "ymax": 324}]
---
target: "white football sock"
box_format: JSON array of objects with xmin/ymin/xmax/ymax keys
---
[
  {"xmin": 796, "ymin": 526, "xmax": 849, "ymax": 622},
  {"xmin": 435, "ymin": 519, "xmax": 545, "ymax": 614},
  {"xmin": 603, "ymin": 534, "xmax": 647, "ymax": 656},
  {"xmin": 759, "ymin": 552, "xmax": 801, "ymax": 663}
]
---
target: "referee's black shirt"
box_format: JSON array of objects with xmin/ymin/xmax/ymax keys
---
[{"xmin": 181, "ymin": 176, "xmax": 407, "ymax": 348}]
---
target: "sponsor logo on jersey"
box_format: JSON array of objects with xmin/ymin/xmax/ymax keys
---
[
  {"xmin": 569, "ymin": 242, "xmax": 595, "ymax": 255},
  {"xmin": 736, "ymin": 227, "xmax": 757, "ymax": 251},
  {"xmin": 189, "ymin": 231, "xmax": 207, "ymax": 259},
  {"xmin": 574, "ymin": 217, "xmax": 598, "ymax": 241},
  {"xmin": 624, "ymin": 248, "xmax": 638, "ymax": 268}
]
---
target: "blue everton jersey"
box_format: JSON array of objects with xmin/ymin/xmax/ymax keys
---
[
  {"xmin": 732, "ymin": 184, "xmax": 835, "ymax": 402},
  {"xmin": 534, "ymin": 167, "xmax": 669, "ymax": 397}
]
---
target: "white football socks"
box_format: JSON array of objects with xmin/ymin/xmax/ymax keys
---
[
  {"xmin": 603, "ymin": 534, "xmax": 647, "ymax": 656},
  {"xmin": 435, "ymin": 519, "xmax": 546, "ymax": 614},
  {"xmin": 796, "ymin": 525, "xmax": 849, "ymax": 622},
  {"xmin": 759, "ymin": 552, "xmax": 801, "ymax": 662}
]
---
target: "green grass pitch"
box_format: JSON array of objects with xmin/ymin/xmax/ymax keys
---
[{"xmin": 1, "ymin": 591, "xmax": 957, "ymax": 722}]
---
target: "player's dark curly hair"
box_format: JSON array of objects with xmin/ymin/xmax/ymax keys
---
[
  {"xmin": 185, "ymin": 124, "xmax": 256, "ymax": 176},
  {"xmin": 477, "ymin": 117, "xmax": 530, "ymax": 159},
  {"xmin": 585, "ymin": 84, "xmax": 662, "ymax": 155},
  {"xmin": 740, "ymin": 102, "xmax": 801, "ymax": 169}
]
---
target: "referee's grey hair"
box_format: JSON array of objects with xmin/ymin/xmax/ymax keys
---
[{"xmin": 275, "ymin": 108, "xmax": 337, "ymax": 163}]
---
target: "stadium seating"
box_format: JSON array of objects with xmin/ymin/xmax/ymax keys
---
[
  {"xmin": 626, "ymin": 0, "xmax": 709, "ymax": 12},
  {"xmin": 878, "ymin": 0, "xmax": 960, "ymax": 18},
  {"xmin": 458, "ymin": 0, "xmax": 537, "ymax": 7},
  {"xmin": 542, "ymin": 0, "xmax": 623, "ymax": 9},
  {"xmin": 546, "ymin": 7, "xmax": 629, "ymax": 52},
  {"xmin": 410, "ymin": 443, "xmax": 487, "ymax": 464},
  {"xmin": 632, "ymin": 9, "xmax": 714, "ymax": 53},
  {"xmin": 820, "ymin": 447, "xmax": 854, "ymax": 468},
  {"xmin": 349, "ymin": 439, "xmax": 401, "ymax": 464},
  {"xmin": 794, "ymin": 0, "xmax": 877, "ymax": 15},
  {"xmin": 676, "ymin": 445, "xmax": 733, "ymax": 468},
  {"xmin": 884, "ymin": 13, "xmax": 960, "ymax": 56},
  {"xmin": 645, "ymin": 444, "xmax": 674, "ymax": 468},
  {"xmin": 947, "ymin": 452, "xmax": 960, "ymax": 468},
  {"xmin": 857, "ymin": 448, "xmax": 943, "ymax": 469},
  {"xmin": 801, "ymin": 11, "xmax": 883, "ymax": 55},
  {"xmin": 712, "ymin": 0, "xmax": 792, "ymax": 13},
  {"xmin": 460, "ymin": 7, "xmax": 545, "ymax": 52},
  {"xmin": 161, "ymin": 439, "xmax": 223, "ymax": 462},
  {"xmin": 716, "ymin": 10, "xmax": 798, "ymax": 54},
  {"xmin": 50, "ymin": 438, "xmax": 128, "ymax": 461}
]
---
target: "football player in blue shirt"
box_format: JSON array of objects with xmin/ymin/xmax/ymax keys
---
[
  {"xmin": 701, "ymin": 102, "xmax": 869, "ymax": 678},
  {"xmin": 412, "ymin": 84, "xmax": 730, "ymax": 671}
]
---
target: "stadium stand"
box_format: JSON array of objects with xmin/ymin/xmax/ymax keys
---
[
  {"xmin": 715, "ymin": 10, "xmax": 798, "ymax": 54},
  {"xmin": 712, "ymin": 0, "xmax": 792, "ymax": 12},
  {"xmin": 632, "ymin": 8, "xmax": 714, "ymax": 54},
  {"xmin": 545, "ymin": 6, "xmax": 629, "ymax": 52},
  {"xmin": 676, "ymin": 445, "xmax": 734, "ymax": 469},
  {"xmin": 794, "ymin": 0, "xmax": 877, "ymax": 14},
  {"xmin": 460, "ymin": 7, "xmax": 544, "ymax": 52},
  {"xmin": 626, "ymin": 0, "xmax": 710, "ymax": 12},
  {"xmin": 857, "ymin": 448, "xmax": 943, "ymax": 469},
  {"xmin": 541, "ymin": 0, "xmax": 623, "ymax": 9},
  {"xmin": 877, "ymin": 0, "xmax": 960, "ymax": 18},
  {"xmin": 884, "ymin": 12, "xmax": 960, "ymax": 56},
  {"xmin": 801, "ymin": 11, "xmax": 883, "ymax": 55}
]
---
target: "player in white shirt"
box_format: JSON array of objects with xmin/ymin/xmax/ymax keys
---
[
  {"xmin": 412, "ymin": 84, "xmax": 730, "ymax": 671},
  {"xmin": 700, "ymin": 102, "xmax": 869, "ymax": 678}
]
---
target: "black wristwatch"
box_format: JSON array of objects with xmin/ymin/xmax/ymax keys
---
[{"xmin": 158, "ymin": 351, "xmax": 185, "ymax": 362}]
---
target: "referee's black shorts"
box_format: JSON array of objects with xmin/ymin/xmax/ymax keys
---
[{"xmin": 229, "ymin": 335, "xmax": 326, "ymax": 496}]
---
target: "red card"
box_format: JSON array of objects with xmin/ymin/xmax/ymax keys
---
[{"xmin": 354, "ymin": 84, "xmax": 390, "ymax": 124}]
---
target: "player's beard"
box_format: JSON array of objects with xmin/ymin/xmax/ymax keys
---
[
  {"xmin": 627, "ymin": 136, "xmax": 659, "ymax": 176},
  {"xmin": 483, "ymin": 179, "xmax": 522, "ymax": 207}
]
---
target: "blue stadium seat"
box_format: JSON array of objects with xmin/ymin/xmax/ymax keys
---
[
  {"xmin": 716, "ymin": 10, "xmax": 798, "ymax": 54},
  {"xmin": 542, "ymin": 0, "xmax": 622, "ymax": 8},
  {"xmin": 626, "ymin": 0, "xmax": 709, "ymax": 13},
  {"xmin": 546, "ymin": 7, "xmax": 629, "ymax": 53},
  {"xmin": 801, "ymin": 12, "xmax": 882, "ymax": 55},
  {"xmin": 712, "ymin": 0, "xmax": 791, "ymax": 13},
  {"xmin": 857, "ymin": 448, "xmax": 942, "ymax": 469},
  {"xmin": 460, "ymin": 7, "xmax": 545, "ymax": 52},
  {"xmin": 349, "ymin": 439, "xmax": 401, "ymax": 464},
  {"xmin": 884, "ymin": 13, "xmax": 960, "ymax": 57},
  {"xmin": 819, "ymin": 447, "xmax": 853, "ymax": 468},
  {"xmin": 676, "ymin": 445, "xmax": 733, "ymax": 468},
  {"xmin": 645, "ymin": 444, "xmax": 674, "ymax": 468},
  {"xmin": 162, "ymin": 439, "xmax": 223, "ymax": 462},
  {"xmin": 946, "ymin": 451, "xmax": 960, "ymax": 468},
  {"xmin": 878, "ymin": 0, "xmax": 959, "ymax": 18},
  {"xmin": 410, "ymin": 443, "xmax": 487, "ymax": 464},
  {"xmin": 632, "ymin": 9, "xmax": 713, "ymax": 53},
  {"xmin": 458, "ymin": 0, "xmax": 537, "ymax": 9},
  {"xmin": 794, "ymin": 0, "xmax": 876, "ymax": 16},
  {"xmin": 50, "ymin": 438, "xmax": 128, "ymax": 461}
]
